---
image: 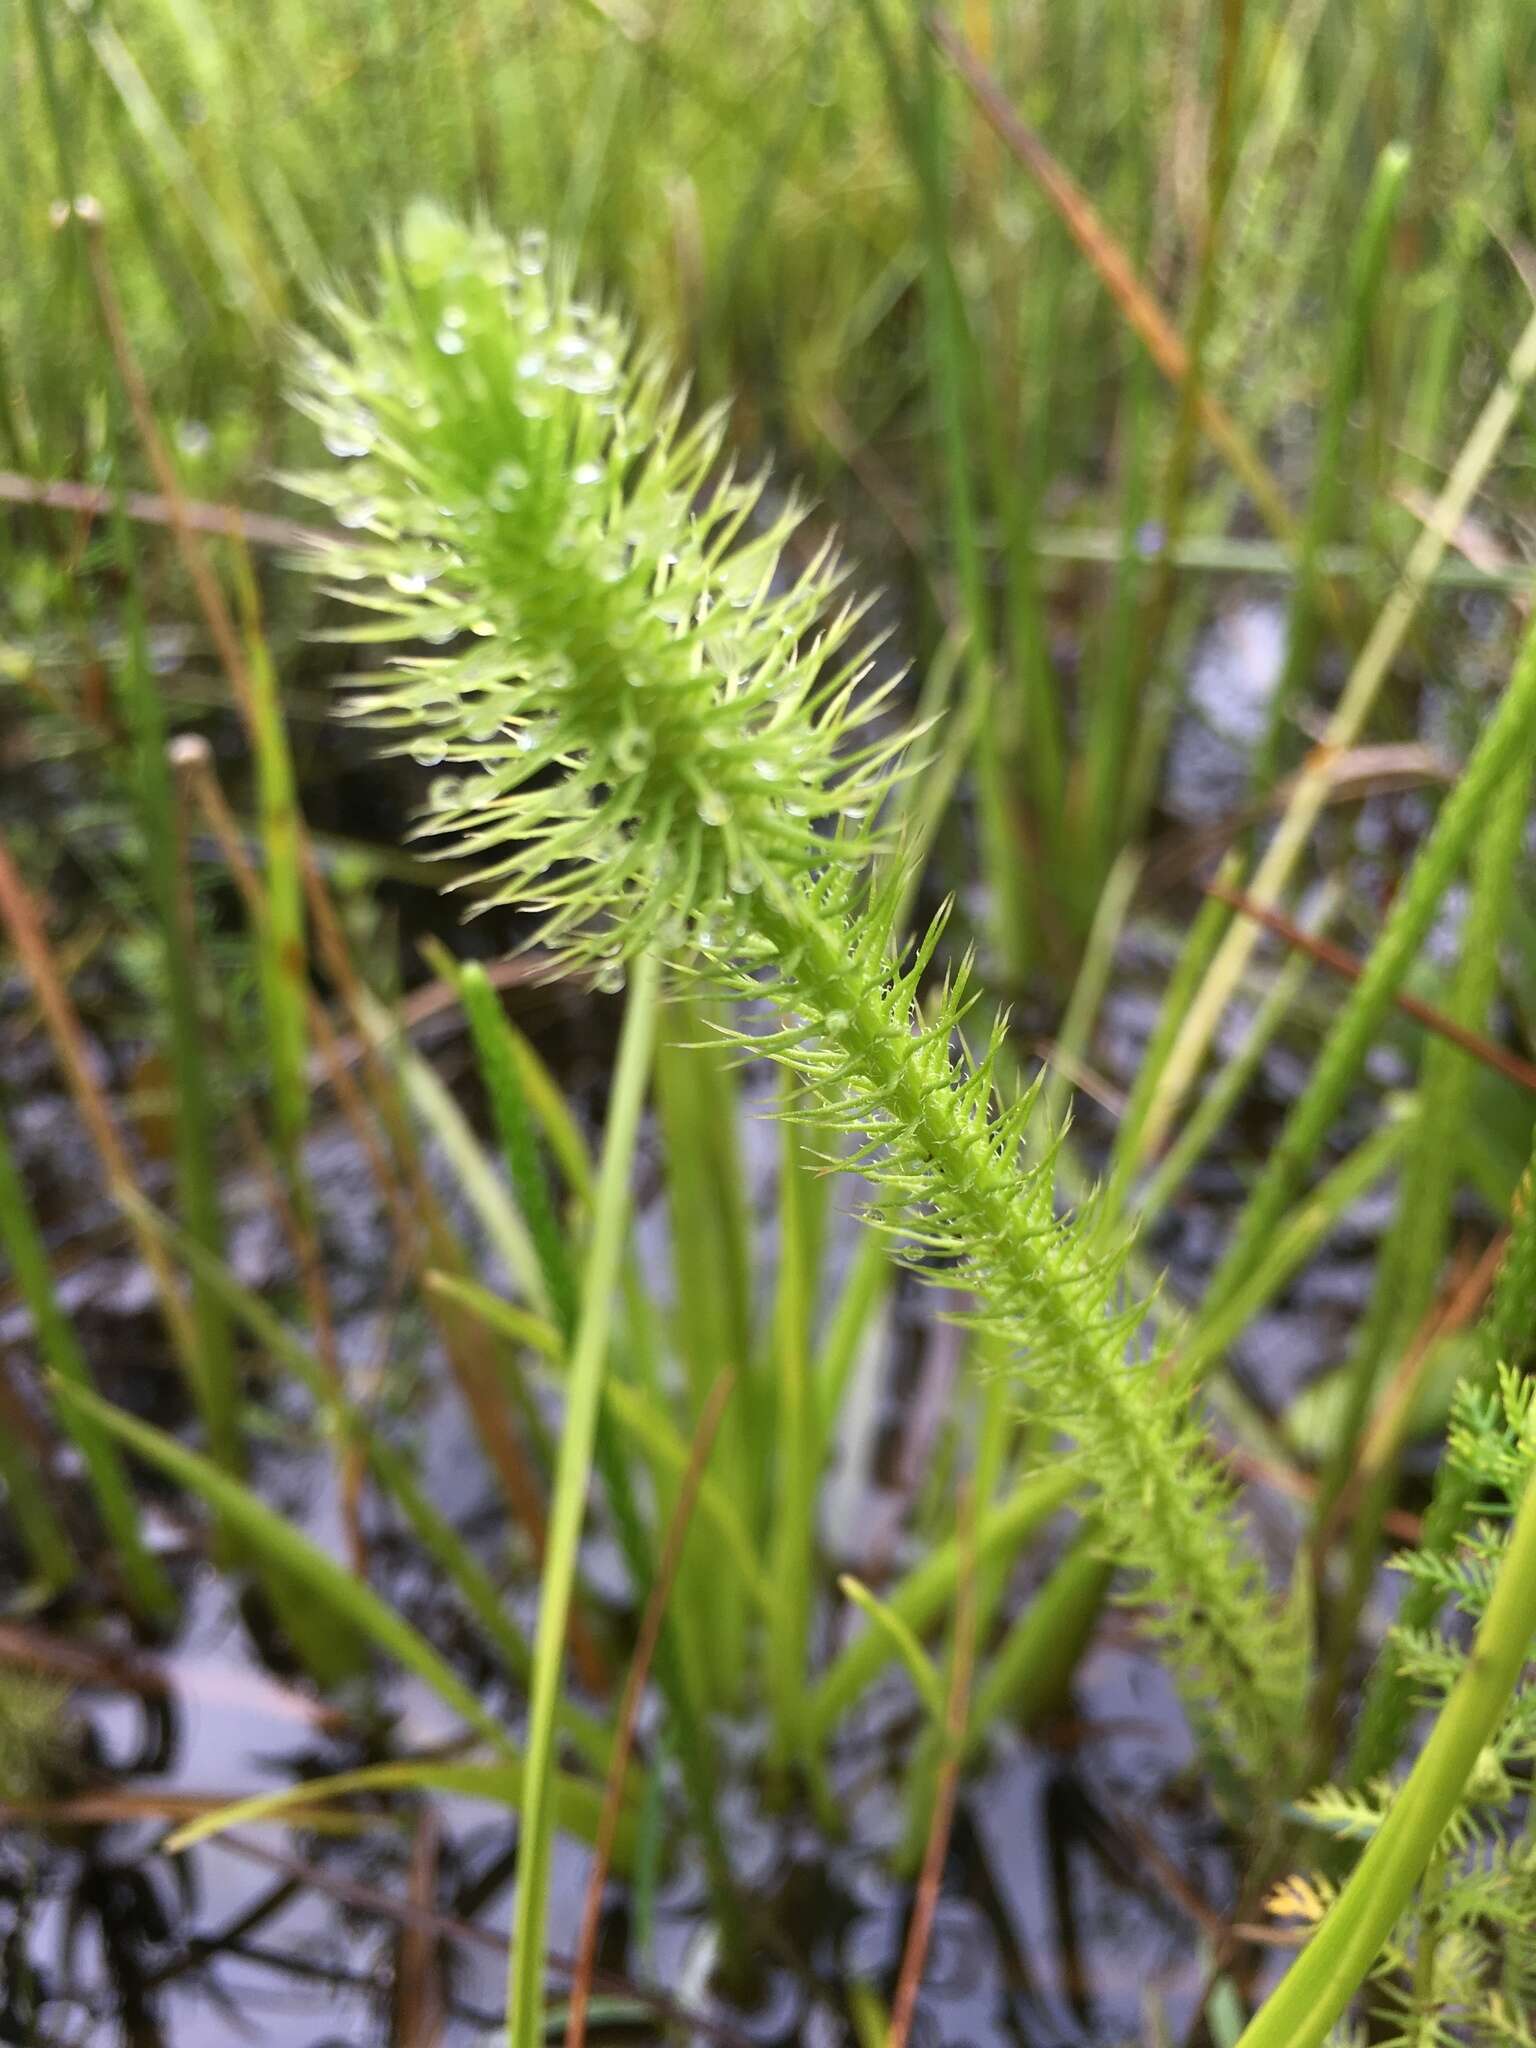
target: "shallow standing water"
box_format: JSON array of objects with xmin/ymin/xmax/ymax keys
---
[{"xmin": 0, "ymin": 591, "xmax": 1467, "ymax": 2043}]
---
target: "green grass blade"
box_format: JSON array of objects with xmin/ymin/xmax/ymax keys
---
[
  {"xmin": 53, "ymin": 1380, "xmax": 512, "ymax": 1756},
  {"xmin": 0, "ymin": 1113, "xmax": 172, "ymax": 1620},
  {"xmin": 458, "ymin": 960, "xmax": 579, "ymax": 1339},
  {"xmin": 837, "ymin": 1575, "xmax": 945, "ymax": 1723},
  {"xmin": 163, "ymin": 1756, "xmax": 628, "ymax": 1864},
  {"xmin": 1206, "ymin": 612, "xmax": 1536, "ymax": 1316},
  {"xmin": 808, "ymin": 1466, "xmax": 1077, "ymax": 1738},
  {"xmin": 1235, "ymin": 1448, "xmax": 1536, "ymax": 2048},
  {"xmin": 1254, "ymin": 141, "xmax": 1411, "ymax": 790},
  {"xmin": 507, "ymin": 950, "xmax": 660, "ymax": 2048}
]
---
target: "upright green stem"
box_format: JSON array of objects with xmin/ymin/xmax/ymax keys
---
[
  {"xmin": 751, "ymin": 870, "xmax": 1302, "ymax": 1781},
  {"xmin": 507, "ymin": 949, "xmax": 660, "ymax": 2048},
  {"xmin": 1206, "ymin": 609, "xmax": 1536, "ymax": 1316},
  {"xmin": 1235, "ymin": 1456, "xmax": 1536, "ymax": 2048}
]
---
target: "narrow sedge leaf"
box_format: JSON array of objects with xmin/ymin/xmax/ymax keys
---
[
  {"xmin": 53, "ymin": 1380, "xmax": 516, "ymax": 1759},
  {"xmin": 837, "ymin": 1575, "xmax": 946, "ymax": 1724},
  {"xmin": 163, "ymin": 1757, "xmax": 629, "ymax": 1865}
]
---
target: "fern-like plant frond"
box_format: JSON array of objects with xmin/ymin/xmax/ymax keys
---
[{"xmin": 1287, "ymin": 1363, "xmax": 1536, "ymax": 2040}]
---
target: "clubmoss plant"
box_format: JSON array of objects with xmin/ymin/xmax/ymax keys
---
[
  {"xmin": 1263, "ymin": 1364, "xmax": 1536, "ymax": 2047},
  {"xmin": 292, "ymin": 190, "xmax": 1307, "ymax": 1862}
]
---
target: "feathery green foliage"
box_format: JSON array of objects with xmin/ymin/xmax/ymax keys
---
[
  {"xmin": 1349, "ymin": 1123, "xmax": 1536, "ymax": 1784},
  {"xmin": 1280, "ymin": 1366, "xmax": 1536, "ymax": 2046},
  {"xmin": 294, "ymin": 206, "xmax": 1308, "ymax": 1791}
]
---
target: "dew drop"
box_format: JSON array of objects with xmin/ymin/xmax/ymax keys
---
[
  {"xmin": 429, "ymin": 775, "xmax": 463, "ymax": 807},
  {"xmin": 411, "ymin": 738, "xmax": 447, "ymax": 767},
  {"xmin": 469, "ymin": 618, "xmax": 497, "ymax": 637},
  {"xmin": 489, "ymin": 461, "xmax": 529, "ymax": 510},
  {"xmin": 322, "ymin": 416, "xmax": 375, "ymax": 459},
  {"xmin": 466, "ymin": 700, "xmax": 507, "ymax": 741},
  {"xmin": 612, "ymin": 727, "xmax": 652, "ymax": 775},
  {"xmin": 517, "ymin": 228, "xmax": 549, "ymax": 276},
  {"xmin": 696, "ymin": 789, "xmax": 732, "ymax": 827},
  {"xmin": 335, "ymin": 498, "xmax": 379, "ymax": 530},
  {"xmin": 572, "ymin": 461, "xmax": 603, "ymax": 488},
  {"xmin": 824, "ymin": 1010, "xmax": 850, "ymax": 1038},
  {"xmin": 387, "ymin": 570, "xmax": 429, "ymax": 596},
  {"xmin": 435, "ymin": 324, "xmax": 467, "ymax": 355}
]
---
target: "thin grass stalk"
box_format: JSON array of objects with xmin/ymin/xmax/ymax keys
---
[
  {"xmin": 1178, "ymin": 1110, "xmax": 1418, "ymax": 1383},
  {"xmin": 458, "ymin": 961, "xmax": 579, "ymax": 1337},
  {"xmin": 107, "ymin": 488, "xmax": 241, "ymax": 1475},
  {"xmin": 1252, "ymin": 141, "xmax": 1411, "ymax": 793},
  {"xmin": 229, "ymin": 549, "xmax": 311, "ymax": 1173},
  {"xmin": 1234, "ymin": 1449, "xmax": 1536, "ymax": 2048},
  {"xmin": 170, "ymin": 738, "xmax": 426, "ymax": 1267},
  {"xmin": 565, "ymin": 1366, "xmax": 736, "ymax": 2048},
  {"xmin": 888, "ymin": 1489, "xmax": 976, "ymax": 2048},
  {"xmin": 1040, "ymin": 849, "xmax": 1140, "ymax": 1137},
  {"xmin": 227, "ymin": 1103, "xmax": 366, "ymax": 1578},
  {"xmin": 1096, "ymin": 856, "xmax": 1241, "ymax": 1231},
  {"xmin": 654, "ymin": 1000, "xmax": 754, "ymax": 1698},
  {"xmin": 1203, "ymin": 613, "xmax": 1536, "ymax": 1318},
  {"xmin": 965, "ymin": 1526, "xmax": 1108, "ymax": 1749},
  {"xmin": 1078, "ymin": 346, "xmax": 1156, "ymax": 892},
  {"xmin": 1134, "ymin": 925, "xmax": 1322, "ymax": 1225},
  {"xmin": 0, "ymin": 1341, "xmax": 76, "ymax": 1594},
  {"xmin": 0, "ymin": 1105, "xmax": 170, "ymax": 1616},
  {"xmin": 860, "ymin": 0, "xmax": 1029, "ymax": 980},
  {"xmin": 767, "ymin": 1085, "xmax": 818, "ymax": 1771},
  {"xmin": 808, "ymin": 1467, "xmax": 1076, "ymax": 1737},
  {"xmin": 1103, "ymin": 0, "xmax": 1248, "ymax": 857},
  {"xmin": 54, "ymin": 1382, "xmax": 516, "ymax": 1752},
  {"xmin": 1307, "ymin": 739, "xmax": 1533, "ymax": 1739},
  {"xmin": 507, "ymin": 949, "xmax": 660, "ymax": 2048},
  {"xmin": 428, "ymin": 1270, "xmax": 773, "ymax": 1615},
  {"xmin": 0, "ymin": 848, "xmax": 208, "ymax": 1423},
  {"xmin": 1347, "ymin": 1128, "xmax": 1536, "ymax": 1786},
  {"xmin": 1139, "ymin": 291, "xmax": 1536, "ymax": 1163},
  {"xmin": 928, "ymin": 5, "xmax": 1298, "ymax": 552},
  {"xmin": 913, "ymin": 21, "xmax": 1031, "ymax": 983}
]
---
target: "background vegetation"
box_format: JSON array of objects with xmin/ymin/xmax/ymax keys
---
[{"xmin": 4, "ymin": 2, "xmax": 1536, "ymax": 2044}]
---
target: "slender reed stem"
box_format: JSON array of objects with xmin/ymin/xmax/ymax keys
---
[
  {"xmin": 1235, "ymin": 1453, "xmax": 1536, "ymax": 2048},
  {"xmin": 507, "ymin": 950, "xmax": 661, "ymax": 2048}
]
